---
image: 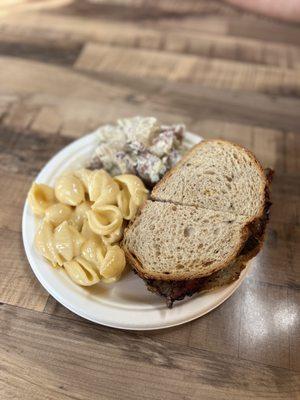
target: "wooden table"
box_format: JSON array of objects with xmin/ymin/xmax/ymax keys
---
[{"xmin": 0, "ymin": 1, "xmax": 299, "ymax": 399}]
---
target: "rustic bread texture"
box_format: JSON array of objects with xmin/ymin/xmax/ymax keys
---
[
  {"xmin": 123, "ymin": 200, "xmax": 251, "ymax": 280},
  {"xmin": 123, "ymin": 139, "xmax": 272, "ymax": 289},
  {"xmin": 151, "ymin": 140, "xmax": 268, "ymax": 219}
]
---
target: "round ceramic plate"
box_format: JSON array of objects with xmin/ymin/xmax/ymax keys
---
[{"xmin": 22, "ymin": 130, "xmax": 250, "ymax": 330}]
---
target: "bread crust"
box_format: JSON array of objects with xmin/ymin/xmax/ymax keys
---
[{"xmin": 122, "ymin": 140, "xmax": 272, "ymax": 282}]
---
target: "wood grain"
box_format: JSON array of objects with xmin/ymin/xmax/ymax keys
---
[
  {"xmin": 1, "ymin": 304, "xmax": 299, "ymax": 400},
  {"xmin": 0, "ymin": 0, "xmax": 299, "ymax": 398},
  {"xmin": 239, "ymin": 280, "xmax": 290, "ymax": 369},
  {"xmin": 189, "ymin": 285, "xmax": 242, "ymax": 357},
  {"xmin": 2, "ymin": 13, "xmax": 300, "ymax": 68},
  {"xmin": 289, "ymin": 289, "xmax": 300, "ymax": 372},
  {"xmin": 75, "ymin": 42, "xmax": 300, "ymax": 96},
  {"xmin": 0, "ymin": 227, "xmax": 49, "ymax": 310}
]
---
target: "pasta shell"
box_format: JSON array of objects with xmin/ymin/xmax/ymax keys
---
[
  {"xmin": 74, "ymin": 168, "xmax": 93, "ymax": 192},
  {"xmin": 69, "ymin": 201, "xmax": 91, "ymax": 230},
  {"xmin": 81, "ymin": 238, "xmax": 106, "ymax": 265},
  {"xmin": 116, "ymin": 188, "xmax": 138, "ymax": 220},
  {"xmin": 55, "ymin": 174, "xmax": 85, "ymax": 206},
  {"xmin": 54, "ymin": 221, "xmax": 73, "ymax": 261},
  {"xmin": 100, "ymin": 245, "xmax": 126, "ymax": 279},
  {"xmin": 114, "ymin": 174, "xmax": 148, "ymax": 206},
  {"xmin": 87, "ymin": 205, "xmax": 122, "ymax": 236},
  {"xmin": 69, "ymin": 225, "xmax": 85, "ymax": 257},
  {"xmin": 45, "ymin": 203, "xmax": 72, "ymax": 226},
  {"xmin": 89, "ymin": 169, "xmax": 119, "ymax": 205},
  {"xmin": 35, "ymin": 220, "xmax": 63, "ymax": 266},
  {"xmin": 64, "ymin": 257, "xmax": 100, "ymax": 286},
  {"xmin": 102, "ymin": 224, "xmax": 124, "ymax": 245},
  {"xmin": 81, "ymin": 219, "xmax": 99, "ymax": 241},
  {"xmin": 54, "ymin": 221, "xmax": 84, "ymax": 261},
  {"xmin": 28, "ymin": 183, "xmax": 55, "ymax": 217}
]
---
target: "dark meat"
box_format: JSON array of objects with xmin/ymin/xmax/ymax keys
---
[{"xmin": 145, "ymin": 259, "xmax": 246, "ymax": 308}]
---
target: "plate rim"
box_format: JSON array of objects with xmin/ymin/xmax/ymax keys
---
[{"xmin": 22, "ymin": 129, "xmax": 250, "ymax": 330}]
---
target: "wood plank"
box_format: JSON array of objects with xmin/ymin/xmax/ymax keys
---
[
  {"xmin": 190, "ymin": 120, "xmax": 255, "ymax": 149},
  {"xmin": 0, "ymin": 127, "xmax": 72, "ymax": 176},
  {"xmin": 1, "ymin": 56, "xmax": 300, "ymax": 134},
  {"xmin": 31, "ymin": 107, "xmax": 62, "ymax": 135},
  {"xmin": 238, "ymin": 280, "xmax": 293, "ymax": 369},
  {"xmin": 252, "ymin": 127, "xmax": 284, "ymax": 170},
  {"xmin": 289, "ymin": 288, "xmax": 300, "ymax": 372},
  {"xmin": 0, "ymin": 57, "xmax": 195, "ymax": 135},
  {"xmin": 141, "ymin": 324, "xmax": 191, "ymax": 346},
  {"xmin": 3, "ymin": 102, "xmax": 38, "ymax": 130},
  {"xmin": 0, "ymin": 170, "xmax": 49, "ymax": 310},
  {"xmin": 0, "ymin": 227, "xmax": 49, "ymax": 310},
  {"xmin": 47, "ymin": 0, "xmax": 300, "ymax": 47},
  {"xmin": 3, "ymin": 0, "xmax": 300, "ymax": 47},
  {"xmin": 44, "ymin": 295, "xmax": 192, "ymax": 346},
  {"xmin": 285, "ymin": 132, "xmax": 300, "ymax": 175},
  {"xmin": 0, "ymin": 0, "xmax": 72, "ymax": 17},
  {"xmin": 75, "ymin": 43, "xmax": 196, "ymax": 82},
  {"xmin": 149, "ymin": 7, "xmax": 300, "ymax": 46},
  {"xmin": 0, "ymin": 171, "xmax": 32, "ymax": 232},
  {"xmin": 51, "ymin": 0, "xmax": 232, "ymax": 19},
  {"xmin": 75, "ymin": 43, "xmax": 300, "ymax": 96},
  {"xmin": 1, "ymin": 304, "xmax": 299, "ymax": 400},
  {"xmin": 189, "ymin": 284, "xmax": 242, "ymax": 357},
  {"xmin": 0, "ymin": 56, "xmax": 128, "ymax": 101},
  {"xmin": 161, "ymin": 83, "xmax": 300, "ymax": 133},
  {"xmin": 0, "ymin": 39, "xmax": 82, "ymax": 66},
  {"xmin": 0, "ymin": 94, "xmax": 16, "ymax": 121},
  {"xmin": 251, "ymin": 222, "xmax": 300, "ymax": 289},
  {"xmin": 228, "ymin": 15, "xmax": 300, "ymax": 46},
  {"xmin": 1, "ymin": 13, "xmax": 300, "ymax": 69}
]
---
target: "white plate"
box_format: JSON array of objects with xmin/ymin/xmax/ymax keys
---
[{"xmin": 22, "ymin": 130, "xmax": 250, "ymax": 330}]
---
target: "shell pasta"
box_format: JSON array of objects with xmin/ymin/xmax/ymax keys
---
[
  {"xmin": 28, "ymin": 183, "xmax": 55, "ymax": 217},
  {"xmin": 100, "ymin": 245, "xmax": 126, "ymax": 279},
  {"xmin": 115, "ymin": 175, "xmax": 148, "ymax": 220},
  {"xmin": 87, "ymin": 205, "xmax": 123, "ymax": 236},
  {"xmin": 27, "ymin": 168, "xmax": 148, "ymax": 287},
  {"xmin": 55, "ymin": 174, "xmax": 85, "ymax": 206},
  {"xmin": 64, "ymin": 257, "xmax": 100, "ymax": 286}
]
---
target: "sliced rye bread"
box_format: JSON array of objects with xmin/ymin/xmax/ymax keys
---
[
  {"xmin": 151, "ymin": 140, "xmax": 268, "ymax": 221},
  {"xmin": 123, "ymin": 200, "xmax": 255, "ymax": 281},
  {"xmin": 144, "ymin": 199, "xmax": 271, "ymax": 306}
]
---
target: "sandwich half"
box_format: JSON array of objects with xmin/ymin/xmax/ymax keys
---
[{"xmin": 122, "ymin": 140, "xmax": 272, "ymax": 307}]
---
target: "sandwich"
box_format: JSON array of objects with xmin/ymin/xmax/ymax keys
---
[{"xmin": 122, "ymin": 140, "xmax": 273, "ymax": 307}]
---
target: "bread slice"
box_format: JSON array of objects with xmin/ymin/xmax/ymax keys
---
[
  {"xmin": 123, "ymin": 200, "xmax": 252, "ymax": 281},
  {"xmin": 152, "ymin": 140, "xmax": 268, "ymax": 219}
]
